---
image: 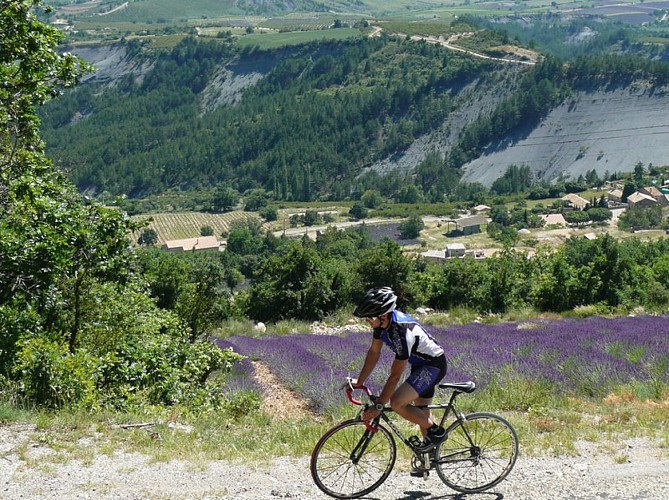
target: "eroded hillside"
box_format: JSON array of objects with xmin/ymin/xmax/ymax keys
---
[
  {"xmin": 460, "ymin": 85, "xmax": 669, "ymax": 186},
  {"xmin": 55, "ymin": 39, "xmax": 669, "ymax": 198}
]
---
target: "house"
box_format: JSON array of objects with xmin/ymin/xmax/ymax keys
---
[
  {"xmin": 561, "ymin": 193, "xmax": 590, "ymax": 210},
  {"xmin": 446, "ymin": 243, "xmax": 466, "ymax": 258},
  {"xmin": 162, "ymin": 236, "xmax": 221, "ymax": 253},
  {"xmin": 607, "ymin": 189, "xmax": 623, "ymax": 204},
  {"xmin": 452, "ymin": 215, "xmax": 488, "ymax": 236},
  {"xmin": 421, "ymin": 249, "xmax": 447, "ymax": 263},
  {"xmin": 421, "ymin": 243, "xmax": 467, "ymax": 262},
  {"xmin": 541, "ymin": 213, "xmax": 567, "ymax": 227},
  {"xmin": 472, "ymin": 204, "xmax": 491, "ymax": 214},
  {"xmin": 627, "ymin": 191, "xmax": 657, "ymax": 209},
  {"xmin": 640, "ymin": 186, "xmax": 669, "ymax": 206}
]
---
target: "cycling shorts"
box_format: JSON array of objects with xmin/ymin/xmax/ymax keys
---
[{"xmin": 406, "ymin": 354, "xmax": 447, "ymax": 399}]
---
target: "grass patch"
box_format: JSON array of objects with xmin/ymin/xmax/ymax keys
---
[
  {"xmin": 236, "ymin": 28, "xmax": 361, "ymax": 50},
  {"xmin": 2, "ymin": 381, "xmax": 667, "ymax": 467}
]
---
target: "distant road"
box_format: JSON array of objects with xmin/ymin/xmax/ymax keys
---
[
  {"xmin": 370, "ymin": 26, "xmax": 538, "ymax": 66},
  {"xmin": 272, "ymin": 218, "xmax": 396, "ymax": 238}
]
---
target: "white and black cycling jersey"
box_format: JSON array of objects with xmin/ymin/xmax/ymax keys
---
[{"xmin": 373, "ymin": 310, "xmax": 444, "ymax": 366}]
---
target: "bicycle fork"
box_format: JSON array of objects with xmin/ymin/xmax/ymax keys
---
[{"xmin": 349, "ymin": 429, "xmax": 376, "ymax": 464}]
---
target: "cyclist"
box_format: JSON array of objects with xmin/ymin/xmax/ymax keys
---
[{"xmin": 350, "ymin": 286, "xmax": 448, "ymax": 454}]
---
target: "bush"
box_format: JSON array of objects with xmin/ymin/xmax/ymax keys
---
[
  {"xmin": 398, "ymin": 214, "xmax": 424, "ymax": 239},
  {"xmin": 13, "ymin": 336, "xmax": 99, "ymax": 409}
]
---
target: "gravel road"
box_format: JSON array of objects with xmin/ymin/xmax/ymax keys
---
[{"xmin": 2, "ymin": 424, "xmax": 667, "ymax": 499}]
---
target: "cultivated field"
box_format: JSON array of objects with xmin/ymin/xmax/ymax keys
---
[
  {"xmin": 132, "ymin": 211, "xmax": 260, "ymax": 245},
  {"xmin": 218, "ymin": 313, "xmax": 669, "ymax": 456}
]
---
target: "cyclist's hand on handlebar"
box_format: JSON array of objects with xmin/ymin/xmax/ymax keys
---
[{"xmin": 362, "ymin": 406, "xmax": 382, "ymax": 421}]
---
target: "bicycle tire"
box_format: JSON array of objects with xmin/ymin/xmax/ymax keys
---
[
  {"xmin": 434, "ymin": 412, "xmax": 518, "ymax": 494},
  {"xmin": 310, "ymin": 419, "xmax": 396, "ymax": 499}
]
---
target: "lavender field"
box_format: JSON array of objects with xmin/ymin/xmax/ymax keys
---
[{"xmin": 215, "ymin": 315, "xmax": 669, "ymax": 414}]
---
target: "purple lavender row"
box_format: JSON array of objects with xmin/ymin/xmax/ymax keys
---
[{"xmin": 220, "ymin": 315, "xmax": 669, "ymax": 412}]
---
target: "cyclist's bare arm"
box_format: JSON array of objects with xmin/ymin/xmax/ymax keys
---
[{"xmin": 378, "ymin": 358, "xmax": 407, "ymax": 404}]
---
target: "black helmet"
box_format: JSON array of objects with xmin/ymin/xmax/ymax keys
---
[{"xmin": 353, "ymin": 287, "xmax": 397, "ymax": 318}]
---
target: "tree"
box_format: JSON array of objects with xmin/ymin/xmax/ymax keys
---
[
  {"xmin": 355, "ymin": 240, "xmax": 414, "ymax": 305},
  {"xmin": 212, "ymin": 186, "xmax": 239, "ymax": 212},
  {"xmin": 200, "ymin": 225, "xmax": 214, "ymax": 236},
  {"xmin": 399, "ymin": 214, "xmax": 424, "ymax": 239},
  {"xmin": 564, "ymin": 210, "xmax": 590, "ymax": 226},
  {"xmin": 138, "ymin": 228, "xmax": 158, "ymax": 246},
  {"xmin": 303, "ymin": 210, "xmax": 321, "ymax": 227},
  {"xmin": 349, "ymin": 202, "xmax": 368, "ymax": 220},
  {"xmin": 246, "ymin": 241, "xmax": 350, "ymax": 322},
  {"xmin": 0, "ymin": 2, "xmax": 232, "ymax": 409},
  {"xmin": 259, "ymin": 205, "xmax": 278, "ymax": 221},
  {"xmin": 243, "ymin": 189, "xmax": 268, "ymax": 211},
  {"xmin": 396, "ymin": 184, "xmax": 421, "ymax": 204},
  {"xmin": 586, "ymin": 207, "xmax": 612, "ymax": 223},
  {"xmin": 618, "ymin": 204, "xmax": 663, "ymax": 231},
  {"xmin": 361, "ymin": 189, "xmax": 382, "ymax": 209}
]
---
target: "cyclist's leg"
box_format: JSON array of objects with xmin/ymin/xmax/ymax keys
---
[
  {"xmin": 414, "ymin": 395, "xmax": 433, "ymax": 438},
  {"xmin": 401, "ymin": 357, "xmax": 447, "ymax": 435},
  {"xmin": 389, "ymin": 382, "xmax": 432, "ymax": 431}
]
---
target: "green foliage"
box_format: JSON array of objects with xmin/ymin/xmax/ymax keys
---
[
  {"xmin": 40, "ymin": 36, "xmax": 487, "ymax": 201},
  {"xmin": 13, "ymin": 335, "xmax": 98, "ymax": 409},
  {"xmin": 100, "ymin": 325, "xmax": 240, "ymax": 410},
  {"xmin": 1, "ymin": 2, "xmax": 243, "ymax": 412},
  {"xmin": 138, "ymin": 250, "xmax": 234, "ymax": 338},
  {"xmin": 618, "ymin": 204, "xmax": 663, "ymax": 231},
  {"xmin": 361, "ymin": 189, "xmax": 383, "ymax": 209},
  {"xmin": 212, "ymin": 186, "xmax": 239, "ymax": 212},
  {"xmin": 354, "ymin": 240, "xmax": 414, "ymax": 306},
  {"xmin": 563, "ymin": 210, "xmax": 590, "ymax": 226},
  {"xmin": 398, "ymin": 214, "xmax": 424, "ymax": 239},
  {"xmin": 491, "ymin": 165, "xmax": 533, "ymax": 195},
  {"xmin": 246, "ymin": 239, "xmax": 353, "ymax": 322},
  {"xmin": 586, "ymin": 207, "xmax": 612, "ymax": 223},
  {"xmin": 138, "ymin": 228, "xmax": 159, "ymax": 246},
  {"xmin": 348, "ymin": 202, "xmax": 368, "ymax": 220},
  {"xmin": 259, "ymin": 204, "xmax": 278, "ymax": 221}
]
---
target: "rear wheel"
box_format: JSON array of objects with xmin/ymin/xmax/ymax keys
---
[
  {"xmin": 434, "ymin": 412, "xmax": 518, "ymax": 493},
  {"xmin": 310, "ymin": 419, "xmax": 396, "ymax": 499}
]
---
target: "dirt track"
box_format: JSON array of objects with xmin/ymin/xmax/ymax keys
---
[{"xmin": 1, "ymin": 423, "xmax": 668, "ymax": 499}]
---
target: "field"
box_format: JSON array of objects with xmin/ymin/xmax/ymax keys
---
[
  {"xmin": 219, "ymin": 314, "xmax": 669, "ymax": 413},
  {"xmin": 132, "ymin": 211, "xmax": 260, "ymax": 244},
  {"xmin": 217, "ymin": 313, "xmax": 669, "ymax": 458},
  {"xmin": 236, "ymin": 28, "xmax": 362, "ymax": 50}
]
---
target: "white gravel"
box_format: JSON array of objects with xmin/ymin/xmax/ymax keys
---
[{"xmin": 1, "ymin": 424, "xmax": 668, "ymax": 499}]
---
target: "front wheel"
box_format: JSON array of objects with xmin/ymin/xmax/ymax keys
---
[
  {"xmin": 310, "ymin": 419, "xmax": 396, "ymax": 499},
  {"xmin": 434, "ymin": 412, "xmax": 518, "ymax": 493}
]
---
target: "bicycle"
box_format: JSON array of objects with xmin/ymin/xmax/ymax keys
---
[{"xmin": 310, "ymin": 379, "xmax": 519, "ymax": 499}]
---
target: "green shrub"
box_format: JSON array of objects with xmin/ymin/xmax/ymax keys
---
[{"xmin": 13, "ymin": 336, "xmax": 100, "ymax": 409}]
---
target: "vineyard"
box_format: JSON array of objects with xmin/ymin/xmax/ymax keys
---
[{"xmin": 132, "ymin": 211, "xmax": 261, "ymax": 245}]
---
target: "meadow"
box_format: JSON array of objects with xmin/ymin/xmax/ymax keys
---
[{"xmin": 236, "ymin": 28, "xmax": 362, "ymax": 50}]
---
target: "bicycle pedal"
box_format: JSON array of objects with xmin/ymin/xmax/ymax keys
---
[
  {"xmin": 409, "ymin": 469, "xmax": 429, "ymax": 479},
  {"xmin": 408, "ymin": 435, "xmax": 423, "ymax": 447}
]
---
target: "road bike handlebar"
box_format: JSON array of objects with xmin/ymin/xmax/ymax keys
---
[{"xmin": 344, "ymin": 378, "xmax": 374, "ymax": 406}]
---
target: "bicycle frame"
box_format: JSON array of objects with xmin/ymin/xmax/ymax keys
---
[
  {"xmin": 312, "ymin": 381, "xmax": 518, "ymax": 497},
  {"xmin": 345, "ymin": 382, "xmax": 469, "ymax": 454}
]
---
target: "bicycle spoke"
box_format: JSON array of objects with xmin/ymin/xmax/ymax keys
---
[
  {"xmin": 435, "ymin": 413, "xmax": 518, "ymax": 494},
  {"xmin": 311, "ymin": 420, "xmax": 396, "ymax": 499}
]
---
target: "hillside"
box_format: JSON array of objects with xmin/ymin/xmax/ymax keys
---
[
  {"xmin": 39, "ymin": 11, "xmax": 669, "ymax": 202},
  {"xmin": 460, "ymin": 85, "xmax": 669, "ymax": 186}
]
